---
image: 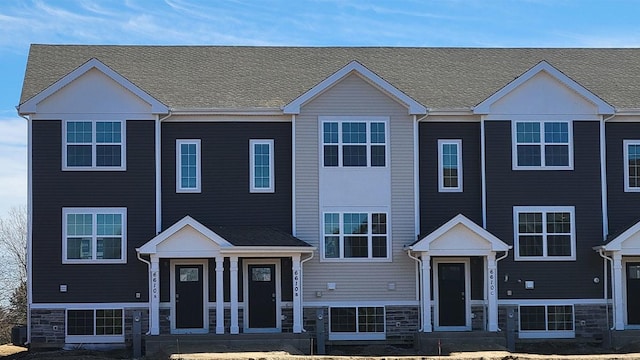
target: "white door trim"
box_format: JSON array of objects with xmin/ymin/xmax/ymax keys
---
[
  {"xmin": 623, "ymin": 257, "xmax": 640, "ymax": 328},
  {"xmin": 170, "ymin": 259, "xmax": 209, "ymax": 334},
  {"xmin": 243, "ymin": 259, "xmax": 281, "ymax": 333},
  {"xmin": 433, "ymin": 257, "xmax": 471, "ymax": 331}
]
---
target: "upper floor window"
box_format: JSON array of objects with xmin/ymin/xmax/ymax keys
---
[
  {"xmin": 63, "ymin": 208, "xmax": 127, "ymax": 264},
  {"xmin": 64, "ymin": 120, "xmax": 125, "ymax": 170},
  {"xmin": 513, "ymin": 121, "xmax": 572, "ymax": 170},
  {"xmin": 322, "ymin": 117, "xmax": 387, "ymax": 167},
  {"xmin": 514, "ymin": 206, "xmax": 575, "ymax": 261},
  {"xmin": 250, "ymin": 139, "xmax": 274, "ymax": 193},
  {"xmin": 323, "ymin": 211, "xmax": 388, "ymax": 260},
  {"xmin": 438, "ymin": 139, "xmax": 462, "ymax": 192},
  {"xmin": 624, "ymin": 140, "xmax": 640, "ymax": 192},
  {"xmin": 176, "ymin": 139, "xmax": 201, "ymax": 193}
]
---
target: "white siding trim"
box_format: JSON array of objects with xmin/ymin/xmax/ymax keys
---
[{"xmin": 623, "ymin": 139, "xmax": 640, "ymax": 193}]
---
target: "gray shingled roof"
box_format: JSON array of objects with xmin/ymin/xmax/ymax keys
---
[
  {"xmin": 211, "ymin": 226, "xmax": 312, "ymax": 247},
  {"xmin": 19, "ymin": 45, "xmax": 640, "ymax": 110}
]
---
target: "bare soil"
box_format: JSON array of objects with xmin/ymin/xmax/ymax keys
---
[{"xmin": 4, "ymin": 343, "xmax": 640, "ymax": 360}]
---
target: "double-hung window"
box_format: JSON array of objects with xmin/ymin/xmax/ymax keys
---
[
  {"xmin": 329, "ymin": 306, "xmax": 385, "ymax": 340},
  {"xmin": 63, "ymin": 208, "xmax": 126, "ymax": 263},
  {"xmin": 519, "ymin": 305, "xmax": 574, "ymax": 339},
  {"xmin": 323, "ymin": 212, "xmax": 388, "ymax": 260},
  {"xmin": 624, "ymin": 140, "xmax": 640, "ymax": 192},
  {"xmin": 250, "ymin": 139, "xmax": 274, "ymax": 193},
  {"xmin": 513, "ymin": 121, "xmax": 572, "ymax": 169},
  {"xmin": 438, "ymin": 139, "xmax": 462, "ymax": 192},
  {"xmin": 322, "ymin": 117, "xmax": 387, "ymax": 167},
  {"xmin": 176, "ymin": 139, "xmax": 201, "ymax": 193},
  {"xmin": 66, "ymin": 308, "xmax": 124, "ymax": 343},
  {"xmin": 64, "ymin": 120, "xmax": 125, "ymax": 170},
  {"xmin": 514, "ymin": 206, "xmax": 575, "ymax": 261}
]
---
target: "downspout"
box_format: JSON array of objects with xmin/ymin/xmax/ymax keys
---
[
  {"xmin": 598, "ymin": 248, "xmax": 615, "ymax": 331},
  {"xmin": 136, "ymin": 249, "xmax": 152, "ymax": 335},
  {"xmin": 299, "ymin": 251, "xmax": 314, "ymax": 331},
  {"xmin": 406, "ymin": 249, "xmax": 424, "ymax": 331},
  {"xmin": 494, "ymin": 249, "xmax": 509, "ymax": 331}
]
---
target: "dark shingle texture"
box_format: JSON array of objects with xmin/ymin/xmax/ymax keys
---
[
  {"xmin": 20, "ymin": 45, "xmax": 640, "ymax": 110},
  {"xmin": 211, "ymin": 226, "xmax": 312, "ymax": 247}
]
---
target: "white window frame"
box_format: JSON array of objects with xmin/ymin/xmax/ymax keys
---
[
  {"xmin": 321, "ymin": 211, "xmax": 390, "ymax": 262},
  {"xmin": 438, "ymin": 139, "xmax": 463, "ymax": 192},
  {"xmin": 62, "ymin": 120, "xmax": 126, "ymax": 171},
  {"xmin": 249, "ymin": 139, "xmax": 275, "ymax": 193},
  {"xmin": 320, "ymin": 116, "xmax": 389, "ymax": 168},
  {"xmin": 176, "ymin": 139, "xmax": 201, "ymax": 193},
  {"xmin": 66, "ymin": 308, "xmax": 125, "ymax": 343},
  {"xmin": 511, "ymin": 121, "xmax": 573, "ymax": 170},
  {"xmin": 328, "ymin": 306, "xmax": 386, "ymax": 340},
  {"xmin": 62, "ymin": 207, "xmax": 127, "ymax": 264},
  {"xmin": 623, "ymin": 140, "xmax": 640, "ymax": 192},
  {"xmin": 513, "ymin": 206, "xmax": 576, "ymax": 261},
  {"xmin": 518, "ymin": 304, "xmax": 575, "ymax": 339}
]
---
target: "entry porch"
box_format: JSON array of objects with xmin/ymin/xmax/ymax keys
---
[{"xmin": 137, "ymin": 216, "xmax": 314, "ymax": 336}]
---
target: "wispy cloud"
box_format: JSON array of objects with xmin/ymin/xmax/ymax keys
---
[{"xmin": 0, "ymin": 117, "xmax": 27, "ymax": 215}]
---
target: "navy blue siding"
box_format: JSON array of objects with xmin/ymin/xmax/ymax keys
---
[
  {"xmin": 419, "ymin": 122, "xmax": 482, "ymax": 233},
  {"xmin": 161, "ymin": 122, "xmax": 292, "ymax": 232},
  {"xmin": 485, "ymin": 121, "xmax": 604, "ymax": 299},
  {"xmin": 31, "ymin": 120, "xmax": 156, "ymax": 303},
  {"xmin": 606, "ymin": 122, "xmax": 640, "ymax": 234}
]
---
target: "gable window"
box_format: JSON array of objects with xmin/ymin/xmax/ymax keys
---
[
  {"xmin": 519, "ymin": 305, "xmax": 574, "ymax": 339},
  {"xmin": 64, "ymin": 120, "xmax": 125, "ymax": 170},
  {"xmin": 514, "ymin": 206, "xmax": 575, "ymax": 261},
  {"xmin": 63, "ymin": 208, "xmax": 126, "ymax": 263},
  {"xmin": 322, "ymin": 117, "xmax": 387, "ymax": 167},
  {"xmin": 513, "ymin": 121, "xmax": 572, "ymax": 169},
  {"xmin": 329, "ymin": 306, "xmax": 385, "ymax": 340},
  {"xmin": 250, "ymin": 139, "xmax": 274, "ymax": 193},
  {"xmin": 67, "ymin": 309, "xmax": 124, "ymax": 343},
  {"xmin": 438, "ymin": 139, "xmax": 462, "ymax": 192},
  {"xmin": 624, "ymin": 140, "xmax": 640, "ymax": 192},
  {"xmin": 323, "ymin": 212, "xmax": 388, "ymax": 260},
  {"xmin": 176, "ymin": 139, "xmax": 201, "ymax": 193}
]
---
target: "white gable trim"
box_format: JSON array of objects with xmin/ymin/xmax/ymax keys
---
[
  {"xmin": 283, "ymin": 60, "xmax": 427, "ymax": 115},
  {"xmin": 19, "ymin": 58, "xmax": 168, "ymax": 114},
  {"xmin": 600, "ymin": 220, "xmax": 640, "ymax": 253},
  {"xmin": 410, "ymin": 214, "xmax": 511, "ymax": 253},
  {"xmin": 473, "ymin": 61, "xmax": 614, "ymax": 115},
  {"xmin": 138, "ymin": 215, "xmax": 232, "ymax": 255}
]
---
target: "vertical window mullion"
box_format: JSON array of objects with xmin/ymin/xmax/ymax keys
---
[
  {"xmin": 368, "ymin": 214, "xmax": 373, "ymax": 258},
  {"xmin": 539, "ymin": 125, "xmax": 545, "ymax": 167},
  {"xmin": 92, "ymin": 121, "xmax": 97, "ymax": 167},
  {"xmin": 339, "ymin": 214, "xmax": 344, "ymax": 259},
  {"xmin": 92, "ymin": 213, "xmax": 97, "ymax": 260},
  {"xmin": 541, "ymin": 212, "xmax": 547, "ymax": 257}
]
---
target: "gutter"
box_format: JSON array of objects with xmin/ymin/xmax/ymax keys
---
[{"xmin": 596, "ymin": 247, "xmax": 616, "ymax": 331}]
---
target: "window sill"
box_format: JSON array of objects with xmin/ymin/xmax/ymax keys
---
[
  {"xmin": 329, "ymin": 332, "xmax": 385, "ymax": 341},
  {"xmin": 320, "ymin": 257, "xmax": 392, "ymax": 263},
  {"xmin": 66, "ymin": 335, "xmax": 124, "ymax": 343},
  {"xmin": 62, "ymin": 167, "xmax": 127, "ymax": 171},
  {"xmin": 518, "ymin": 330, "xmax": 574, "ymax": 339},
  {"xmin": 63, "ymin": 259, "xmax": 127, "ymax": 264},
  {"xmin": 514, "ymin": 256, "xmax": 575, "ymax": 262},
  {"xmin": 512, "ymin": 166, "xmax": 573, "ymax": 171}
]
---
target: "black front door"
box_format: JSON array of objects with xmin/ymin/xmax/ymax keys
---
[
  {"xmin": 438, "ymin": 262, "xmax": 466, "ymax": 327},
  {"xmin": 175, "ymin": 264, "xmax": 204, "ymax": 329},
  {"xmin": 627, "ymin": 262, "xmax": 640, "ymax": 325},
  {"xmin": 248, "ymin": 264, "xmax": 276, "ymax": 328}
]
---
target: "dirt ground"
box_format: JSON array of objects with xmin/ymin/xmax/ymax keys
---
[{"xmin": 4, "ymin": 343, "xmax": 640, "ymax": 360}]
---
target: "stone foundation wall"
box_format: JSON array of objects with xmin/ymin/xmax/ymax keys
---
[
  {"xmin": 30, "ymin": 309, "xmax": 65, "ymax": 347},
  {"xmin": 471, "ymin": 304, "xmax": 486, "ymax": 330},
  {"xmin": 124, "ymin": 308, "xmax": 149, "ymax": 342},
  {"xmin": 385, "ymin": 306, "xmax": 419, "ymax": 343},
  {"xmin": 281, "ymin": 307, "xmax": 293, "ymax": 332},
  {"xmin": 160, "ymin": 308, "xmax": 171, "ymax": 334}
]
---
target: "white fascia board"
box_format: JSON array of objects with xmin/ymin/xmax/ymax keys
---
[
  {"xmin": 602, "ymin": 221, "xmax": 640, "ymax": 252},
  {"xmin": 283, "ymin": 60, "xmax": 427, "ymax": 115},
  {"xmin": 474, "ymin": 61, "xmax": 615, "ymax": 115},
  {"xmin": 138, "ymin": 215, "xmax": 233, "ymax": 254},
  {"xmin": 220, "ymin": 247, "xmax": 316, "ymax": 255},
  {"xmin": 18, "ymin": 58, "xmax": 168, "ymax": 115},
  {"xmin": 412, "ymin": 213, "xmax": 511, "ymax": 252}
]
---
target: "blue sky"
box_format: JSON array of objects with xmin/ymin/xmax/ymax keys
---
[{"xmin": 1, "ymin": 0, "xmax": 640, "ymax": 216}]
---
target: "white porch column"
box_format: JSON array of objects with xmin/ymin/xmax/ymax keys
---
[
  {"xmin": 613, "ymin": 253, "xmax": 625, "ymax": 330},
  {"xmin": 150, "ymin": 256, "xmax": 160, "ymax": 335},
  {"xmin": 487, "ymin": 253, "xmax": 499, "ymax": 331},
  {"xmin": 215, "ymin": 256, "xmax": 225, "ymax": 334},
  {"xmin": 421, "ymin": 254, "xmax": 432, "ymax": 332},
  {"xmin": 292, "ymin": 254, "xmax": 302, "ymax": 333},
  {"xmin": 230, "ymin": 256, "xmax": 239, "ymax": 334}
]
